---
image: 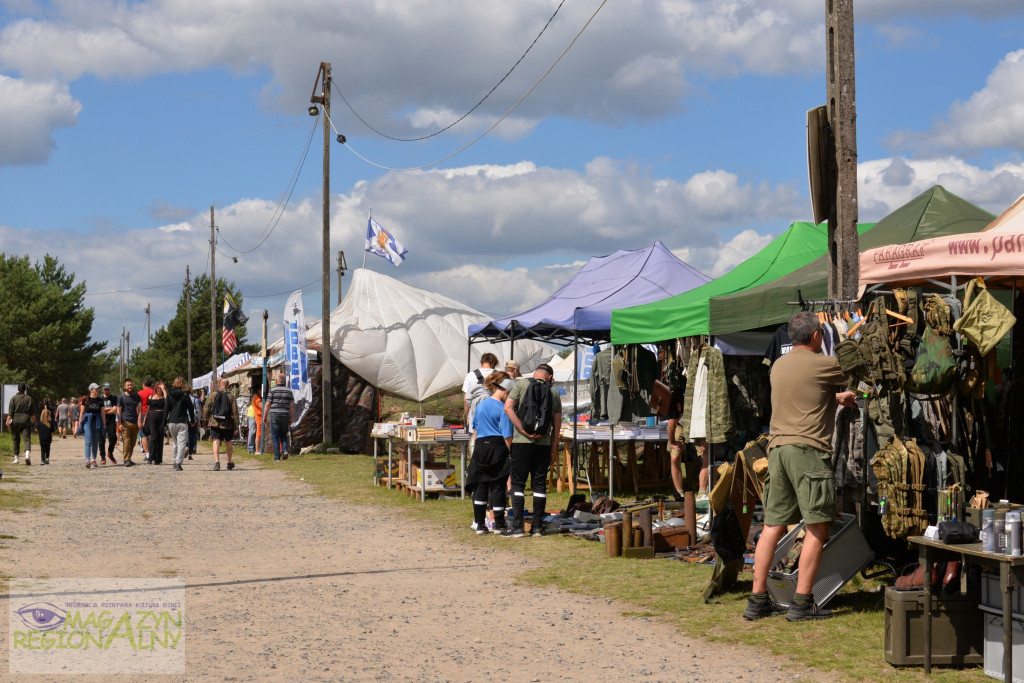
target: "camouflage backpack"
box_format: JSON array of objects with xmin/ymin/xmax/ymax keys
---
[
  {"xmin": 835, "ymin": 303, "xmax": 905, "ymax": 390},
  {"xmin": 906, "ymin": 294, "xmax": 956, "ymax": 394},
  {"xmin": 871, "ymin": 436, "xmax": 929, "ymax": 539}
]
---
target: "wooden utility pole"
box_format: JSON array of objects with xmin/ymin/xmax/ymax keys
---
[
  {"xmin": 185, "ymin": 266, "xmax": 193, "ymax": 386},
  {"xmin": 210, "ymin": 206, "xmax": 218, "ymax": 385},
  {"xmin": 311, "ymin": 61, "xmax": 333, "ymax": 449},
  {"xmin": 337, "ymin": 250, "xmax": 347, "ymax": 303},
  {"xmin": 125, "ymin": 331, "xmax": 130, "ymax": 378},
  {"xmin": 826, "ymin": 0, "xmax": 859, "ymax": 301}
]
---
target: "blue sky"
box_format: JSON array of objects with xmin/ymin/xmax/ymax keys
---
[{"xmin": 1, "ymin": 0, "xmax": 1024, "ymax": 352}]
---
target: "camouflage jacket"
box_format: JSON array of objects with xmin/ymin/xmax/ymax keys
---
[{"xmin": 680, "ymin": 344, "xmax": 735, "ymax": 444}]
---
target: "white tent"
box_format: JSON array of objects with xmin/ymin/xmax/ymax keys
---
[
  {"xmin": 193, "ymin": 353, "xmax": 252, "ymax": 391},
  {"xmin": 306, "ymin": 269, "xmax": 550, "ymax": 402}
]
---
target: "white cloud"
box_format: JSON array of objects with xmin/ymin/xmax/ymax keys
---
[
  {"xmin": 0, "ymin": 75, "xmax": 80, "ymax": 165},
  {"xmin": 889, "ymin": 50, "xmax": 1024, "ymax": 153},
  {"xmin": 859, "ymin": 156, "xmax": 1024, "ymax": 219}
]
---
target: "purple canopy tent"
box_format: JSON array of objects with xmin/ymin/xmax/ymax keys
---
[{"xmin": 468, "ymin": 242, "xmax": 709, "ymax": 478}]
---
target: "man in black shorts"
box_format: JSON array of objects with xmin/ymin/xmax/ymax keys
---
[{"xmin": 203, "ymin": 378, "xmax": 238, "ymax": 471}]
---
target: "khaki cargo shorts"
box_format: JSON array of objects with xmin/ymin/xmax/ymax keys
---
[{"xmin": 763, "ymin": 443, "xmax": 836, "ymax": 526}]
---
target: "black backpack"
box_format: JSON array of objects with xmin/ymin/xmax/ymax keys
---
[
  {"xmin": 213, "ymin": 391, "xmax": 234, "ymax": 426},
  {"xmin": 516, "ymin": 378, "xmax": 552, "ymax": 435}
]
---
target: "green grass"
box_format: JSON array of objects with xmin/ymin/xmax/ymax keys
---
[{"xmin": 247, "ymin": 450, "xmax": 985, "ymax": 682}]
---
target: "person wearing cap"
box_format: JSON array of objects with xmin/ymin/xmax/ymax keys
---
[
  {"xmin": 6, "ymin": 383, "xmax": 36, "ymax": 465},
  {"xmin": 466, "ymin": 371, "xmax": 515, "ymax": 535},
  {"xmin": 99, "ymin": 382, "xmax": 119, "ymax": 465},
  {"xmin": 502, "ymin": 363, "xmax": 562, "ymax": 537},
  {"xmin": 80, "ymin": 383, "xmax": 105, "ymax": 468},
  {"xmin": 504, "ymin": 360, "xmax": 522, "ymax": 380},
  {"xmin": 116, "ymin": 378, "xmax": 141, "ymax": 467}
]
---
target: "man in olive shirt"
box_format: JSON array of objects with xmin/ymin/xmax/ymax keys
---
[
  {"xmin": 745, "ymin": 311, "xmax": 857, "ymax": 622},
  {"xmin": 6, "ymin": 383, "xmax": 35, "ymax": 465},
  {"xmin": 502, "ymin": 363, "xmax": 562, "ymax": 538}
]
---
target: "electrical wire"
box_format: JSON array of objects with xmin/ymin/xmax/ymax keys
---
[
  {"xmin": 84, "ymin": 282, "xmax": 180, "ymax": 296},
  {"xmin": 246, "ymin": 277, "xmax": 322, "ymax": 299},
  {"xmin": 333, "ymin": 0, "xmax": 567, "ymax": 142},
  {"xmin": 329, "ymin": 0, "xmax": 607, "ymax": 172},
  {"xmin": 217, "ymin": 116, "xmax": 319, "ymax": 256}
]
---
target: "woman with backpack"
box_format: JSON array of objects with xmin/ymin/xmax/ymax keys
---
[{"xmin": 466, "ymin": 371, "xmax": 514, "ymax": 536}]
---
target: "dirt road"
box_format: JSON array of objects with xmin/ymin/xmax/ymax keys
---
[{"xmin": 0, "ymin": 436, "xmax": 823, "ymax": 682}]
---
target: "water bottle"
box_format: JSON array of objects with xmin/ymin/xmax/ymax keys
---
[
  {"xmin": 1008, "ymin": 511, "xmax": 1022, "ymax": 557},
  {"xmin": 995, "ymin": 511, "xmax": 1003, "ymax": 557},
  {"xmin": 982, "ymin": 509, "xmax": 996, "ymax": 552}
]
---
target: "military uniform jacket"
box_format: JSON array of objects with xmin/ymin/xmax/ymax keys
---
[{"xmin": 680, "ymin": 344, "xmax": 734, "ymax": 444}]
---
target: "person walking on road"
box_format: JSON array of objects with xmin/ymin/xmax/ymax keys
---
[
  {"xmin": 69, "ymin": 398, "xmax": 80, "ymax": 439},
  {"xmin": 80, "ymin": 383, "xmax": 105, "ymax": 468},
  {"xmin": 264, "ymin": 373, "xmax": 294, "ymax": 461},
  {"xmin": 142, "ymin": 382, "xmax": 167, "ymax": 465},
  {"xmin": 7, "ymin": 383, "xmax": 36, "ymax": 465},
  {"xmin": 165, "ymin": 377, "xmax": 196, "ymax": 472},
  {"xmin": 99, "ymin": 382, "xmax": 118, "ymax": 465},
  {"xmin": 37, "ymin": 403, "xmax": 55, "ymax": 465},
  {"xmin": 117, "ymin": 378, "xmax": 141, "ymax": 467},
  {"xmin": 57, "ymin": 398, "xmax": 70, "ymax": 439},
  {"xmin": 204, "ymin": 378, "xmax": 238, "ymax": 471},
  {"xmin": 745, "ymin": 311, "xmax": 857, "ymax": 622}
]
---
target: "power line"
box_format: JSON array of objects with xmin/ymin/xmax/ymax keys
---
[
  {"xmin": 217, "ymin": 117, "xmax": 319, "ymax": 256},
  {"xmin": 246, "ymin": 277, "xmax": 322, "ymax": 299},
  {"xmin": 333, "ymin": 0, "xmax": 567, "ymax": 142},
  {"xmin": 329, "ymin": 0, "xmax": 607, "ymax": 172},
  {"xmin": 84, "ymin": 282, "xmax": 180, "ymax": 296}
]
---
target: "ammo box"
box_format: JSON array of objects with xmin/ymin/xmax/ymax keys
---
[{"xmin": 884, "ymin": 587, "xmax": 983, "ymax": 667}]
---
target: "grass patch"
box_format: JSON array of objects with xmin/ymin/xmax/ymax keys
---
[{"xmin": 234, "ymin": 451, "xmax": 986, "ymax": 681}]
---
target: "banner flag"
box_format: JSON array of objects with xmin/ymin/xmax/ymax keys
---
[
  {"xmin": 365, "ymin": 217, "xmax": 408, "ymax": 266},
  {"xmin": 283, "ymin": 290, "xmax": 312, "ymax": 406}
]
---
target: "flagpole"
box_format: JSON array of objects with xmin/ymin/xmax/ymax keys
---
[{"xmin": 362, "ymin": 209, "xmax": 371, "ymax": 269}]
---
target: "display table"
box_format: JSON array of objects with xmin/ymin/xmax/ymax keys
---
[
  {"xmin": 371, "ymin": 434, "xmax": 467, "ymax": 501},
  {"xmin": 557, "ymin": 435, "xmax": 670, "ymax": 498},
  {"xmin": 909, "ymin": 536, "xmax": 1024, "ymax": 680}
]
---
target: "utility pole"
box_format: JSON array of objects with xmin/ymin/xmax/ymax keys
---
[
  {"xmin": 337, "ymin": 250, "xmax": 347, "ymax": 303},
  {"xmin": 210, "ymin": 206, "xmax": 218, "ymax": 385},
  {"xmin": 120, "ymin": 327, "xmax": 125, "ymax": 384},
  {"xmin": 826, "ymin": 0, "xmax": 859, "ymax": 301},
  {"xmin": 126, "ymin": 330, "xmax": 130, "ymax": 378},
  {"xmin": 185, "ymin": 265, "xmax": 193, "ymax": 386},
  {"xmin": 145, "ymin": 303, "xmax": 151, "ymax": 349},
  {"xmin": 311, "ymin": 61, "xmax": 333, "ymax": 449},
  {"xmin": 261, "ymin": 310, "xmax": 269, "ymax": 454}
]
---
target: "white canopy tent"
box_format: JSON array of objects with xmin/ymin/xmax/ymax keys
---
[{"xmin": 306, "ymin": 269, "xmax": 550, "ymax": 402}]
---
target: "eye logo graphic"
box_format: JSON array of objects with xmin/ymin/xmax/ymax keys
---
[{"xmin": 16, "ymin": 603, "xmax": 67, "ymax": 632}]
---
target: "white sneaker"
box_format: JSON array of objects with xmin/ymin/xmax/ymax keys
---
[
  {"xmin": 11, "ymin": 456, "xmax": 18, "ymax": 464},
  {"xmin": 470, "ymin": 522, "xmax": 479, "ymax": 531}
]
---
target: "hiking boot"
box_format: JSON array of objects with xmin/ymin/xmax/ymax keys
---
[
  {"xmin": 530, "ymin": 524, "xmax": 544, "ymax": 537},
  {"xmin": 173, "ymin": 464, "xmax": 183, "ymax": 471},
  {"xmin": 226, "ymin": 462, "xmax": 235, "ymax": 471},
  {"xmin": 499, "ymin": 527, "xmax": 525, "ymax": 538},
  {"xmin": 742, "ymin": 596, "xmax": 788, "ymax": 621},
  {"xmin": 786, "ymin": 600, "xmax": 832, "ymax": 622},
  {"xmin": 213, "ymin": 462, "xmax": 221, "ymax": 471},
  {"xmin": 124, "ymin": 461, "xmax": 135, "ymax": 468}
]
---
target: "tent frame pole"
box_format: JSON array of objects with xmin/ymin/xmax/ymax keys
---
[{"xmin": 572, "ymin": 335, "xmax": 579, "ymax": 492}]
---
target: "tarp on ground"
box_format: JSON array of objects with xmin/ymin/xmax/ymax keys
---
[
  {"xmin": 860, "ymin": 190, "xmax": 1023, "ymax": 287},
  {"xmin": 610, "ymin": 221, "xmax": 873, "ymax": 344},
  {"xmin": 305, "ymin": 268, "xmax": 550, "ymax": 402},
  {"xmin": 467, "ymin": 241, "xmax": 710, "ymax": 343},
  {"xmin": 707, "ymin": 185, "xmax": 995, "ymax": 335}
]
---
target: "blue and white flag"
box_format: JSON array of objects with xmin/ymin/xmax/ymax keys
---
[
  {"xmin": 365, "ymin": 217, "xmax": 408, "ymax": 266},
  {"xmin": 283, "ymin": 290, "xmax": 312, "ymax": 407}
]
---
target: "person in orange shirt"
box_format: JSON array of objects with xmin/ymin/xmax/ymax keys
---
[{"xmin": 248, "ymin": 383, "xmax": 263, "ymax": 454}]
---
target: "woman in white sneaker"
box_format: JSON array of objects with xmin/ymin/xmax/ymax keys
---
[
  {"xmin": 80, "ymin": 384, "xmax": 104, "ymax": 468},
  {"xmin": 467, "ymin": 372, "xmax": 514, "ymax": 535}
]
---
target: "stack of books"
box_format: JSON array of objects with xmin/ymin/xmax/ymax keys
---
[
  {"xmin": 452, "ymin": 428, "xmax": 471, "ymax": 441},
  {"xmin": 435, "ymin": 429, "xmax": 452, "ymax": 442}
]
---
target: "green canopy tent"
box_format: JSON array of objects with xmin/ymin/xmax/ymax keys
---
[
  {"xmin": 609, "ymin": 221, "xmax": 873, "ymax": 344},
  {"xmin": 707, "ymin": 185, "xmax": 995, "ymax": 335}
]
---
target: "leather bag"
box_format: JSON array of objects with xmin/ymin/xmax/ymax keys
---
[
  {"xmin": 953, "ymin": 277, "xmax": 1016, "ymax": 356},
  {"xmin": 649, "ymin": 379, "xmax": 672, "ymax": 416}
]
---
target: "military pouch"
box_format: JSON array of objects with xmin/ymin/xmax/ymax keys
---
[
  {"xmin": 954, "ymin": 277, "xmax": 1016, "ymax": 356},
  {"xmin": 907, "ymin": 325, "xmax": 956, "ymax": 394}
]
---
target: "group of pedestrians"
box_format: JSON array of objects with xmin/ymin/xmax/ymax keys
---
[
  {"xmin": 462, "ymin": 354, "xmax": 562, "ymax": 538},
  {"xmin": 7, "ymin": 372, "xmax": 296, "ymax": 470}
]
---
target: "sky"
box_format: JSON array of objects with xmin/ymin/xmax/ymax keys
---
[{"xmin": 2, "ymin": 0, "xmax": 1024, "ymax": 355}]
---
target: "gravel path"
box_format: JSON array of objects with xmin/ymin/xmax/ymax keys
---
[{"xmin": 0, "ymin": 436, "xmax": 826, "ymax": 682}]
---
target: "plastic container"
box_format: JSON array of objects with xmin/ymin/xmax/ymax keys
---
[
  {"xmin": 1009, "ymin": 511, "xmax": 1022, "ymax": 557},
  {"xmin": 980, "ymin": 572, "xmax": 1024, "ymax": 615},
  {"xmin": 884, "ymin": 587, "xmax": 983, "ymax": 666},
  {"xmin": 983, "ymin": 609, "xmax": 1024, "ymax": 683},
  {"xmin": 983, "ymin": 509, "xmax": 997, "ymax": 552},
  {"xmin": 765, "ymin": 513, "xmax": 874, "ymax": 608},
  {"xmin": 996, "ymin": 510, "xmax": 1008, "ymax": 555}
]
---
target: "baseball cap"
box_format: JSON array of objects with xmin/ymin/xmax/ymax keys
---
[
  {"xmin": 499, "ymin": 378, "xmax": 516, "ymax": 392},
  {"xmin": 88, "ymin": 382, "xmax": 100, "ymax": 390},
  {"xmin": 102, "ymin": 382, "xmax": 111, "ymax": 389}
]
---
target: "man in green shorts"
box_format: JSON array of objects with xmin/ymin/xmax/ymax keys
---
[{"xmin": 745, "ymin": 311, "xmax": 857, "ymax": 622}]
